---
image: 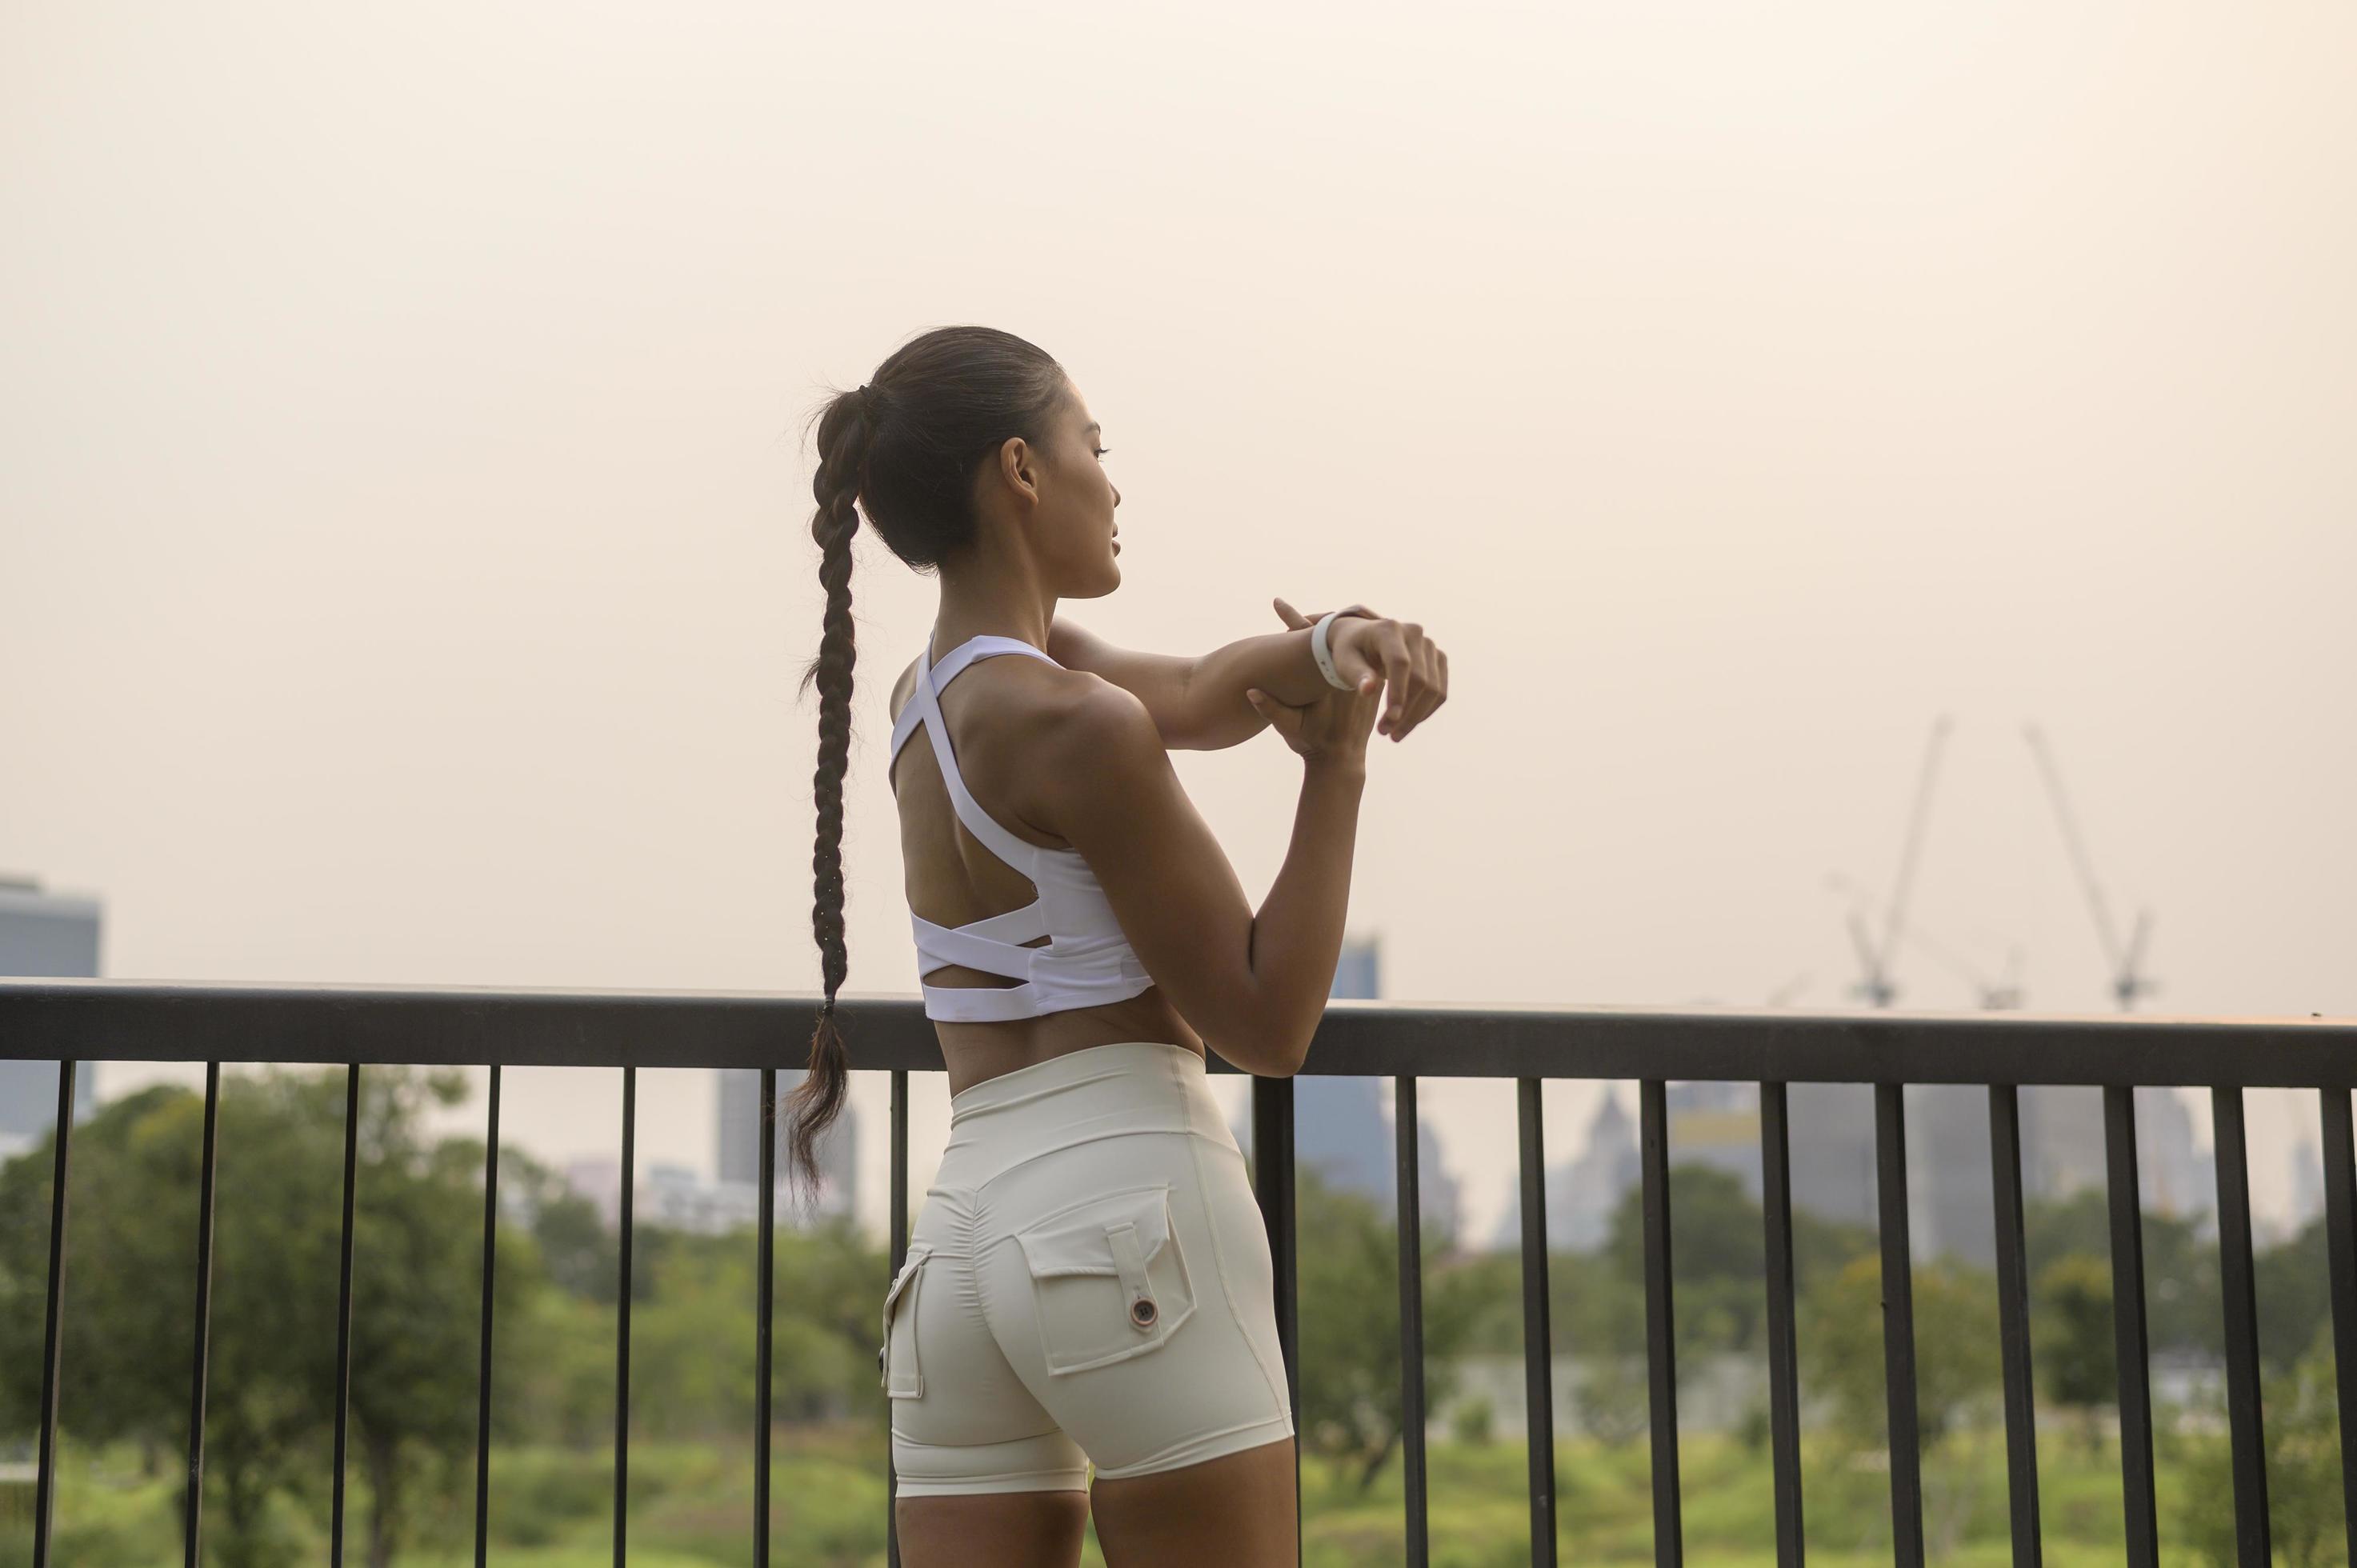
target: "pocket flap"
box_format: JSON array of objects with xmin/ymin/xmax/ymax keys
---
[{"xmin": 1014, "ymin": 1186, "xmax": 1174, "ymax": 1278}]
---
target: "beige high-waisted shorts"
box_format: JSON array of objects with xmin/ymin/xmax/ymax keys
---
[{"xmin": 883, "ymin": 1040, "xmax": 1295, "ymax": 1496}]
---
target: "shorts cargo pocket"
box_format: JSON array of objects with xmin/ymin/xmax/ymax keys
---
[
  {"xmin": 1013, "ymin": 1184, "xmax": 1196, "ymax": 1375},
  {"xmin": 879, "ymin": 1244, "xmax": 931, "ymax": 1399}
]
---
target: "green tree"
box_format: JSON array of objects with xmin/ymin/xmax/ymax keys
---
[
  {"xmin": 1294, "ymin": 1170, "xmax": 1475, "ymax": 1491},
  {"xmin": 2175, "ymin": 1322, "xmax": 2348, "ymax": 1568},
  {"xmin": 0, "ymin": 1067, "xmax": 552, "ymax": 1568},
  {"xmin": 1802, "ymin": 1253, "xmax": 1999, "ymax": 1450},
  {"xmin": 2031, "ymin": 1252, "xmax": 2115, "ymax": 1449},
  {"xmin": 2025, "ymin": 1188, "xmax": 2221, "ymax": 1358}
]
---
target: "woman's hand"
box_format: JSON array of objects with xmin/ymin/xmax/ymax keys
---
[
  {"xmin": 1243, "ymin": 668, "xmax": 1382, "ymax": 767},
  {"xmin": 1270, "ymin": 597, "xmax": 1450, "ymax": 742}
]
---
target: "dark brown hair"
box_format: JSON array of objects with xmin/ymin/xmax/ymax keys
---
[{"xmin": 786, "ymin": 325, "xmax": 1071, "ymax": 1195}]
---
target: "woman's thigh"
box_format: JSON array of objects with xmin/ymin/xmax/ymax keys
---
[
  {"xmin": 1088, "ymin": 1436, "xmax": 1298, "ymax": 1568},
  {"xmin": 896, "ymin": 1490, "xmax": 1090, "ymax": 1568}
]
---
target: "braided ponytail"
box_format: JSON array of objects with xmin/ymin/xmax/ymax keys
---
[
  {"xmin": 782, "ymin": 328, "xmax": 1071, "ymax": 1200},
  {"xmin": 783, "ymin": 389, "xmax": 872, "ymax": 1198}
]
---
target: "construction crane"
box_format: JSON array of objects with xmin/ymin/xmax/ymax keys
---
[
  {"xmin": 1830, "ymin": 866, "xmax": 2026, "ymax": 1010},
  {"xmin": 1839, "ymin": 716, "xmax": 1953, "ymax": 1008},
  {"xmin": 1904, "ymin": 924, "xmax": 2027, "ymax": 1010},
  {"xmin": 2024, "ymin": 724, "xmax": 2157, "ymax": 1010}
]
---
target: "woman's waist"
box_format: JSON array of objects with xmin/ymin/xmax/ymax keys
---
[
  {"xmin": 933, "ymin": 996, "xmax": 1199, "ymax": 1094},
  {"xmin": 934, "ymin": 1040, "xmax": 1235, "ymax": 1182}
]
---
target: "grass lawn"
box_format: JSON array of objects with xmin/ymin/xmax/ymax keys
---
[{"xmin": 2, "ymin": 1425, "xmax": 2313, "ymax": 1566}]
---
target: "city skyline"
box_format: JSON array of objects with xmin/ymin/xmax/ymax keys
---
[{"xmin": 6, "ymin": 4, "xmax": 2356, "ymax": 1246}]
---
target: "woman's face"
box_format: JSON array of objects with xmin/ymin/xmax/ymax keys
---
[{"xmin": 1000, "ymin": 378, "xmax": 1122, "ymax": 598}]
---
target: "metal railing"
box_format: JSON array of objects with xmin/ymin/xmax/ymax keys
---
[{"xmin": 2, "ymin": 978, "xmax": 2355, "ymax": 1567}]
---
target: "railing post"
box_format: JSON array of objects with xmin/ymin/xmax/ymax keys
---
[
  {"xmin": 1874, "ymin": 1083, "xmax": 1925, "ymax": 1568},
  {"xmin": 2319, "ymin": 1086, "xmax": 2357, "ymax": 1566},
  {"xmin": 1394, "ymin": 1076, "xmax": 1429, "ymax": 1567},
  {"xmin": 2210, "ymin": 1086, "xmax": 2270, "ymax": 1566},
  {"xmin": 1251, "ymin": 1073, "xmax": 1300, "ymax": 1559},
  {"xmin": 888, "ymin": 1066, "xmax": 907, "ymax": 1568},
  {"xmin": 472, "ymin": 1064, "xmax": 502, "ymax": 1568},
  {"xmin": 2103, "ymin": 1086, "xmax": 2159, "ymax": 1568},
  {"xmin": 182, "ymin": 1062, "xmax": 222, "ymax": 1568},
  {"xmin": 754, "ymin": 1067, "xmax": 776, "ymax": 1568},
  {"xmin": 1515, "ymin": 1078, "xmax": 1556, "ymax": 1568},
  {"xmin": 613, "ymin": 1066, "xmax": 636, "ymax": 1568},
  {"xmin": 31, "ymin": 1061, "xmax": 76, "ymax": 1568},
  {"xmin": 330, "ymin": 1064, "xmax": 361, "ymax": 1568},
  {"xmin": 1639, "ymin": 1080, "xmax": 1682, "ymax": 1567},
  {"xmin": 1758, "ymin": 1082, "xmax": 1805, "ymax": 1568},
  {"xmin": 1987, "ymin": 1085, "xmax": 2043, "ymax": 1567}
]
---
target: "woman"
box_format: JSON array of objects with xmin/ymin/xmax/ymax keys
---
[{"xmin": 790, "ymin": 325, "xmax": 1447, "ymax": 1566}]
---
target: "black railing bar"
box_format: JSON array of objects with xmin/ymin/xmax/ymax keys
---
[
  {"xmin": 754, "ymin": 1066, "xmax": 776, "ymax": 1568},
  {"xmin": 614, "ymin": 1066, "xmax": 636, "ymax": 1568},
  {"xmin": 472, "ymin": 1063, "xmax": 501, "ymax": 1568},
  {"xmin": 32, "ymin": 1060, "xmax": 76, "ymax": 1568},
  {"xmin": 1639, "ymin": 1080, "xmax": 1683, "ymax": 1567},
  {"xmin": 1516, "ymin": 1078, "xmax": 1557, "ymax": 1568},
  {"xmin": 1757, "ymin": 1082, "xmax": 1805, "ymax": 1568},
  {"xmin": 887, "ymin": 1066, "xmax": 906, "ymax": 1568},
  {"xmin": 1250, "ymin": 1074, "xmax": 1302, "ymax": 1563},
  {"xmin": 1987, "ymin": 1086, "xmax": 2043, "ymax": 1568},
  {"xmin": 2318, "ymin": 1086, "xmax": 2357, "ymax": 1567},
  {"xmin": 182, "ymin": 1060, "xmax": 221, "ymax": 1568},
  {"xmin": 6, "ymin": 982, "xmax": 2354, "ymax": 1089},
  {"xmin": 2209, "ymin": 1086, "xmax": 2270, "ymax": 1566},
  {"xmin": 1875, "ymin": 1084, "xmax": 1927, "ymax": 1568},
  {"xmin": 1394, "ymin": 1075, "xmax": 1429, "ymax": 1568},
  {"xmin": 330, "ymin": 1064, "xmax": 360, "ymax": 1568},
  {"xmin": 2103, "ymin": 1086, "xmax": 2159, "ymax": 1568}
]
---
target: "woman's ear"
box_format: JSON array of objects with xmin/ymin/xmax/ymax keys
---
[{"xmin": 994, "ymin": 434, "xmax": 1039, "ymax": 502}]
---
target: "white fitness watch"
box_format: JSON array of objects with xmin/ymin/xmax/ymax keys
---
[{"xmin": 1310, "ymin": 610, "xmax": 1356, "ymax": 691}]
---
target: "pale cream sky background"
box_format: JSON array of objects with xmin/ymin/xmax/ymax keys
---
[{"xmin": 5, "ymin": 2, "xmax": 2353, "ymax": 1242}]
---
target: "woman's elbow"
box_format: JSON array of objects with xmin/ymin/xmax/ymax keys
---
[{"xmin": 1223, "ymin": 1026, "xmax": 1311, "ymax": 1078}]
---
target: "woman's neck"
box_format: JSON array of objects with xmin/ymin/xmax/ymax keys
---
[{"xmin": 932, "ymin": 554, "xmax": 1056, "ymax": 656}]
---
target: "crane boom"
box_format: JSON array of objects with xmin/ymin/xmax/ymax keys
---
[
  {"xmin": 2023, "ymin": 723, "xmax": 2127, "ymax": 973},
  {"xmin": 1880, "ymin": 716, "xmax": 1954, "ymax": 974}
]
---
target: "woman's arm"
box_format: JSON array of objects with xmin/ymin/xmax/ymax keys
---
[
  {"xmin": 1047, "ymin": 600, "xmax": 1448, "ymax": 750},
  {"xmin": 1025, "ymin": 670, "xmax": 1379, "ymax": 1076}
]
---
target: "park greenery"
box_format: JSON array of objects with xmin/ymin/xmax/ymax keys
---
[{"xmin": 0, "ymin": 1067, "xmax": 2348, "ymax": 1566}]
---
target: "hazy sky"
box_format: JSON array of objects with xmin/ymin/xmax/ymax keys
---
[{"xmin": 5, "ymin": 2, "xmax": 2352, "ymax": 1242}]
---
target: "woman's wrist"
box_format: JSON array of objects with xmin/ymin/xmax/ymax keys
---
[
  {"xmin": 1303, "ymin": 749, "xmax": 1367, "ymax": 782},
  {"xmin": 1310, "ymin": 603, "xmax": 1376, "ymax": 683}
]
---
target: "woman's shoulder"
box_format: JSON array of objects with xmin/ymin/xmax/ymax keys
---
[{"xmin": 890, "ymin": 650, "xmax": 1142, "ymax": 750}]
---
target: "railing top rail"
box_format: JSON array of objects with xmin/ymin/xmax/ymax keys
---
[{"xmin": 3, "ymin": 978, "xmax": 2353, "ymax": 1087}]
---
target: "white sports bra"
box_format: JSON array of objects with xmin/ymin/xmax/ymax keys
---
[{"xmin": 888, "ymin": 632, "xmax": 1157, "ymax": 1023}]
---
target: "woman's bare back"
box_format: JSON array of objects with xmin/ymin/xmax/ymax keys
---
[{"xmin": 886, "ymin": 648, "xmax": 1202, "ymax": 1094}]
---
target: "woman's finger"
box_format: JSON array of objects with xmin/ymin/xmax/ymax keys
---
[
  {"xmin": 1271, "ymin": 596, "xmax": 1313, "ymax": 630},
  {"xmin": 1377, "ymin": 626, "xmax": 1419, "ymax": 737},
  {"xmin": 1244, "ymin": 687, "xmax": 1299, "ymax": 745},
  {"xmin": 1396, "ymin": 638, "xmax": 1446, "ymax": 738}
]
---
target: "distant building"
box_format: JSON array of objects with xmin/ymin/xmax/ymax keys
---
[
  {"xmin": 0, "ymin": 876, "xmax": 102, "ymax": 1162},
  {"xmin": 716, "ymin": 1066, "xmax": 857, "ymax": 1222},
  {"xmin": 1487, "ymin": 1090, "xmax": 1641, "ymax": 1254},
  {"xmin": 2130, "ymin": 1086, "xmax": 2211, "ymax": 1225},
  {"xmin": 1783, "ymin": 1083, "xmax": 1879, "ymax": 1233},
  {"xmin": 2285, "ymin": 1132, "xmax": 2327, "ymax": 1239},
  {"xmin": 559, "ymin": 1155, "xmax": 794, "ymax": 1237},
  {"xmin": 1783, "ymin": 1081, "xmax": 2209, "ymax": 1266},
  {"xmin": 1279, "ymin": 935, "xmax": 1463, "ymax": 1244},
  {"xmin": 1664, "ymin": 1081, "xmax": 1763, "ymax": 1201}
]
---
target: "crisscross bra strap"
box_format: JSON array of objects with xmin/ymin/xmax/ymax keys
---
[{"xmin": 888, "ymin": 634, "xmax": 1063, "ymax": 874}]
